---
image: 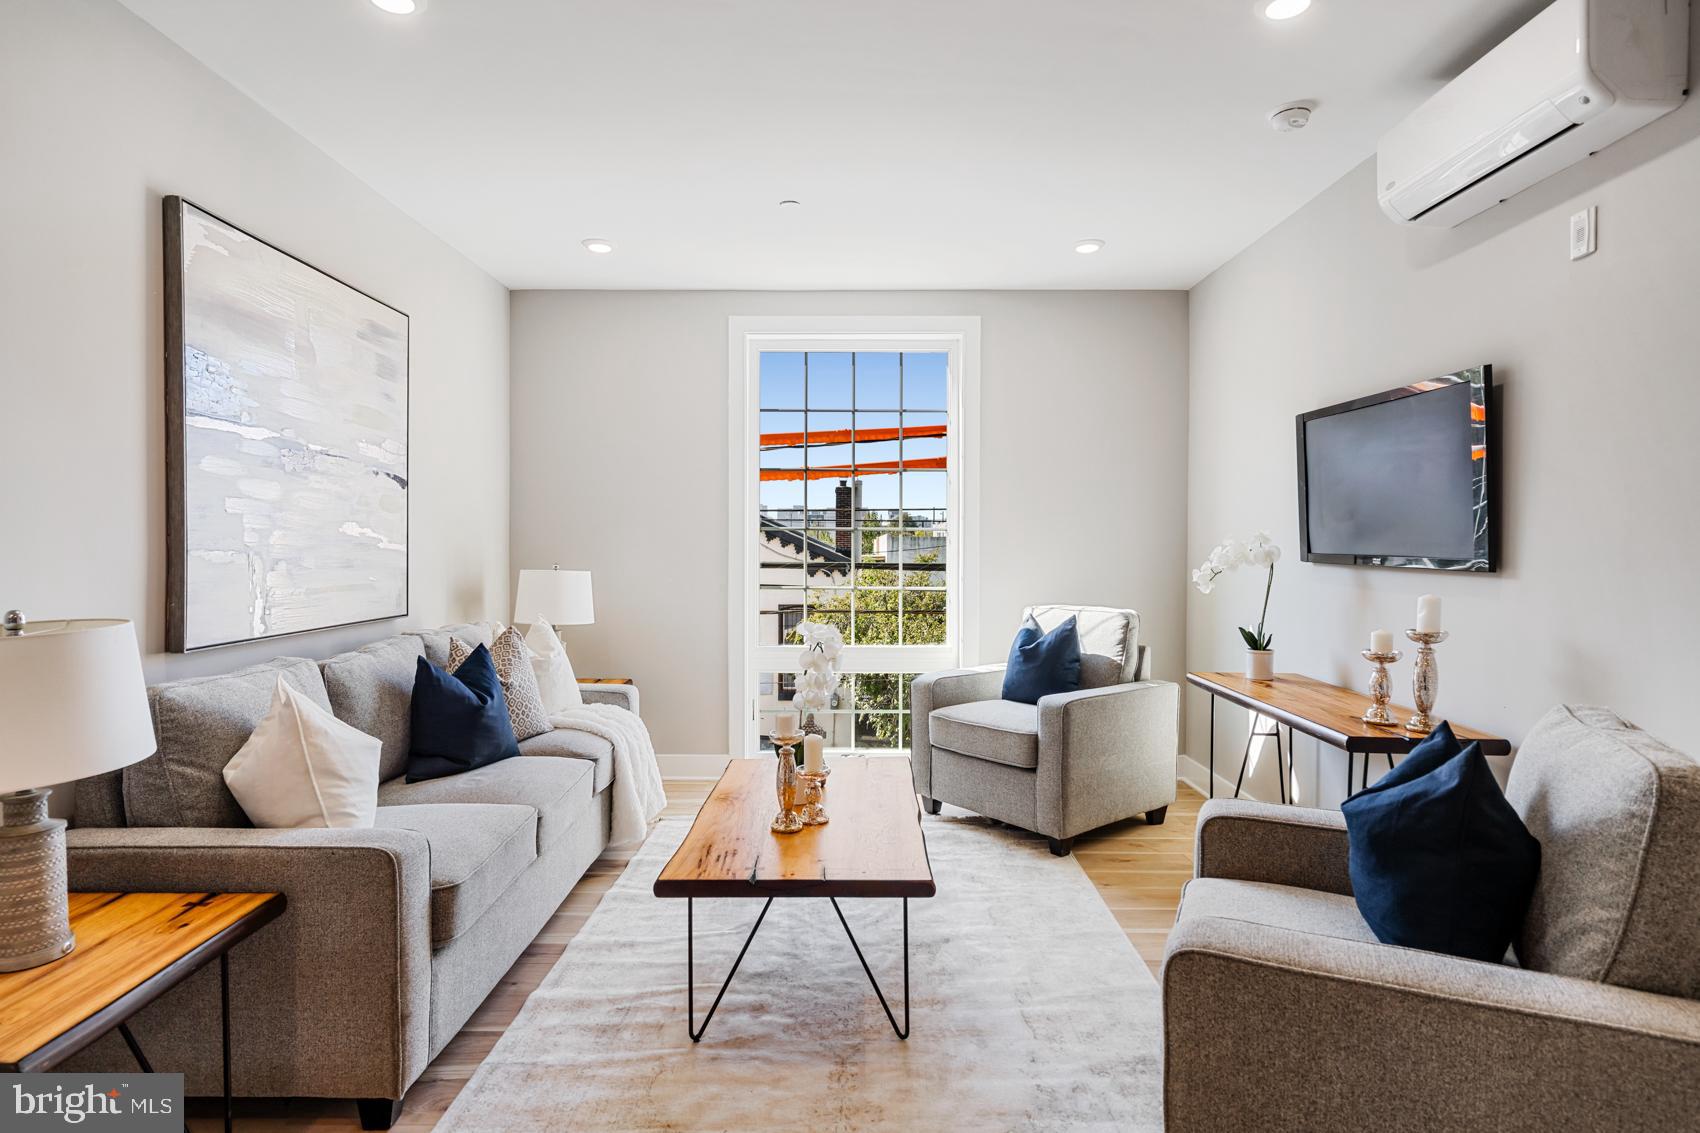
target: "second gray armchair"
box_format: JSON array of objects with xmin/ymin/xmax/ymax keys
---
[{"xmin": 910, "ymin": 604, "xmax": 1178, "ymax": 855}]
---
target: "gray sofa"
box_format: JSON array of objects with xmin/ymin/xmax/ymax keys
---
[
  {"xmin": 66, "ymin": 622, "xmax": 633, "ymax": 1130},
  {"xmin": 1163, "ymin": 704, "xmax": 1700, "ymax": 1131},
  {"xmin": 910, "ymin": 604, "xmax": 1179, "ymax": 855}
]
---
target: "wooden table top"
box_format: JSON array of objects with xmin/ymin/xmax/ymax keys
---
[
  {"xmin": 654, "ymin": 757, "xmax": 936, "ymax": 899},
  {"xmin": 1187, "ymin": 671, "xmax": 1511, "ymax": 755},
  {"xmin": 0, "ymin": 891, "xmax": 285, "ymax": 1071}
]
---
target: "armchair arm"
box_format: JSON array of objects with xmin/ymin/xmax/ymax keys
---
[
  {"xmin": 1163, "ymin": 915, "xmax": 1700, "ymax": 1132},
  {"xmin": 1036, "ymin": 679, "xmax": 1178, "ymax": 838},
  {"xmin": 909, "ymin": 666, "xmax": 1006, "ymax": 795},
  {"xmin": 1194, "ymin": 798, "xmax": 1353, "ymax": 896},
  {"xmin": 66, "ymin": 826, "xmax": 433, "ymax": 1100},
  {"xmin": 579, "ymin": 682, "xmax": 639, "ymax": 715}
]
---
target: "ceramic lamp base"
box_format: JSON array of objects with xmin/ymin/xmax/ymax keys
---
[{"xmin": 0, "ymin": 788, "xmax": 75, "ymax": 972}]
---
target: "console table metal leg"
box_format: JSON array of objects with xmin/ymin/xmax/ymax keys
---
[
  {"xmin": 829, "ymin": 897, "xmax": 910, "ymax": 1040},
  {"xmin": 1207, "ymin": 694, "xmax": 1216, "ymax": 799},
  {"xmin": 221, "ymin": 952, "xmax": 232, "ymax": 1133},
  {"xmin": 686, "ymin": 896, "xmax": 773, "ymax": 1043}
]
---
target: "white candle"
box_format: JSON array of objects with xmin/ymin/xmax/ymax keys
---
[
  {"xmin": 1415, "ymin": 594, "xmax": 1442, "ymax": 633},
  {"xmin": 803, "ymin": 733, "xmax": 825, "ymax": 774},
  {"xmin": 774, "ymin": 710, "xmax": 799, "ymax": 739},
  {"xmin": 1370, "ymin": 629, "xmax": 1393, "ymax": 654}
]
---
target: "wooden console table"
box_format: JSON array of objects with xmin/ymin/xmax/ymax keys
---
[{"xmin": 1187, "ymin": 671, "xmax": 1511, "ymax": 801}]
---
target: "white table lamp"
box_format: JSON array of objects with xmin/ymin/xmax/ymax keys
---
[
  {"xmin": 513, "ymin": 568, "xmax": 595, "ymax": 628},
  {"xmin": 0, "ymin": 613, "xmax": 155, "ymax": 970}
]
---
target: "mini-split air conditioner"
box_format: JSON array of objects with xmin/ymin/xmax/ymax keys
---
[{"xmin": 1377, "ymin": 0, "xmax": 1690, "ymax": 227}]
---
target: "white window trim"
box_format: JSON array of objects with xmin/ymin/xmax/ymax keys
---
[{"xmin": 726, "ymin": 315, "xmax": 981, "ymax": 758}]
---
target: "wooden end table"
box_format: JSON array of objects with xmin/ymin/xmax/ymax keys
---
[
  {"xmin": 576, "ymin": 676, "xmax": 634, "ymax": 685},
  {"xmin": 0, "ymin": 891, "xmax": 286, "ymax": 1132},
  {"xmin": 1187, "ymin": 671, "xmax": 1511, "ymax": 800},
  {"xmin": 654, "ymin": 757, "xmax": 934, "ymax": 1041}
]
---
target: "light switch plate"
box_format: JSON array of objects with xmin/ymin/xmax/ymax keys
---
[{"xmin": 1570, "ymin": 206, "xmax": 1597, "ymax": 260}]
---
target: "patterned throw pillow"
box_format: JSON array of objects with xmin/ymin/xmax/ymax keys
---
[{"xmin": 449, "ymin": 627, "xmax": 553, "ymax": 742}]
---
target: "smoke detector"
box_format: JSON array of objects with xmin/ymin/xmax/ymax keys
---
[{"xmin": 1268, "ymin": 103, "xmax": 1314, "ymax": 132}]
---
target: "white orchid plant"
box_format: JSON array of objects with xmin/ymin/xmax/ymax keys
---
[
  {"xmin": 792, "ymin": 620, "xmax": 844, "ymax": 714},
  {"xmin": 1193, "ymin": 532, "xmax": 1282, "ymax": 652}
]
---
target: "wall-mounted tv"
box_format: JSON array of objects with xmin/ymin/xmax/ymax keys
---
[{"xmin": 1296, "ymin": 366, "xmax": 1495, "ymax": 572}]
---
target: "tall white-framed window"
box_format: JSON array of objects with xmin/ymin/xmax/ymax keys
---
[{"xmin": 727, "ymin": 316, "xmax": 980, "ymax": 758}]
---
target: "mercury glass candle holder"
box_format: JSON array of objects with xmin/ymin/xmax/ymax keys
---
[
  {"xmin": 771, "ymin": 736, "xmax": 806, "ymax": 833},
  {"xmin": 1404, "ymin": 629, "xmax": 1450, "ymax": 734},
  {"xmin": 797, "ymin": 766, "xmax": 831, "ymax": 826},
  {"xmin": 1360, "ymin": 649, "xmax": 1403, "ymax": 725}
]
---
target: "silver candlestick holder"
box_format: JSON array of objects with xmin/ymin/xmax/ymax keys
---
[
  {"xmin": 1360, "ymin": 649, "xmax": 1403, "ymax": 725},
  {"xmin": 1404, "ymin": 629, "xmax": 1449, "ymax": 734},
  {"xmin": 771, "ymin": 734, "xmax": 806, "ymax": 834}
]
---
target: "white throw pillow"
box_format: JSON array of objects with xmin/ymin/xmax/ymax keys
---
[
  {"xmin": 223, "ymin": 677, "xmax": 381, "ymax": 829},
  {"xmin": 525, "ymin": 617, "xmax": 582, "ymax": 713}
]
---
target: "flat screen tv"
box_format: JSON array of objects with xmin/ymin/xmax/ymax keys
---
[{"xmin": 1296, "ymin": 366, "xmax": 1495, "ymax": 572}]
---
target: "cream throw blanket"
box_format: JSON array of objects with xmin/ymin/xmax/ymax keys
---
[{"xmin": 548, "ymin": 703, "xmax": 667, "ymax": 847}]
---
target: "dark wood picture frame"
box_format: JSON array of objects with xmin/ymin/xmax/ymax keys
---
[{"xmin": 164, "ymin": 196, "xmax": 410, "ymax": 652}]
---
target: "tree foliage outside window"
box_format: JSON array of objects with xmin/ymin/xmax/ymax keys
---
[{"xmin": 794, "ymin": 552, "xmax": 943, "ymax": 747}]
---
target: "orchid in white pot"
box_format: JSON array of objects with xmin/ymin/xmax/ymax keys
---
[
  {"xmin": 792, "ymin": 620, "xmax": 844, "ymax": 746},
  {"xmin": 1194, "ymin": 532, "xmax": 1282, "ymax": 680}
]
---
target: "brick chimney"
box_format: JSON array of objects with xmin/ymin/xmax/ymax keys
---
[{"xmin": 835, "ymin": 480, "xmax": 854, "ymax": 557}]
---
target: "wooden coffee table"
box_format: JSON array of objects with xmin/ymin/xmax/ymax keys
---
[{"xmin": 654, "ymin": 756, "xmax": 934, "ymax": 1041}]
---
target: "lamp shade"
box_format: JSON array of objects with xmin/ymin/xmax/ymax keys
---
[
  {"xmin": 0, "ymin": 618, "xmax": 155, "ymax": 794},
  {"xmin": 513, "ymin": 569, "xmax": 594, "ymax": 627}
]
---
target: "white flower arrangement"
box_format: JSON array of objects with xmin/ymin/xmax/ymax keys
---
[
  {"xmin": 793, "ymin": 620, "xmax": 844, "ymax": 714},
  {"xmin": 1193, "ymin": 531, "xmax": 1282, "ymax": 651}
]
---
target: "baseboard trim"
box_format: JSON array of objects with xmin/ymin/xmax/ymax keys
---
[
  {"xmin": 1178, "ymin": 753, "xmax": 1260, "ymax": 804},
  {"xmin": 658, "ymin": 753, "xmax": 733, "ymax": 780}
]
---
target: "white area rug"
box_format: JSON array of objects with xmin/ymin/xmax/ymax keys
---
[{"xmin": 435, "ymin": 815, "xmax": 1164, "ymax": 1132}]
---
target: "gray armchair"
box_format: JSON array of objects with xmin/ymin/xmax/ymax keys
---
[
  {"xmin": 910, "ymin": 604, "xmax": 1178, "ymax": 855},
  {"xmin": 1162, "ymin": 704, "xmax": 1700, "ymax": 1132}
]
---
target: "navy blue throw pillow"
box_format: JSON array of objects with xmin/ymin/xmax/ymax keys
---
[
  {"xmin": 1000, "ymin": 615, "xmax": 1082, "ymax": 704},
  {"xmin": 1343, "ymin": 726, "xmax": 1541, "ymax": 963},
  {"xmin": 406, "ymin": 646, "xmax": 521, "ymax": 782}
]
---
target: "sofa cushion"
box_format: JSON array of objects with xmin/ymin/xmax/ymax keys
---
[
  {"xmin": 519, "ymin": 728, "xmax": 614, "ymax": 793},
  {"xmin": 374, "ymin": 803, "xmax": 537, "ymax": 945},
  {"xmin": 1176, "ymin": 878, "xmax": 1380, "ymax": 947},
  {"xmin": 378, "ymin": 753, "xmax": 593, "ymax": 852},
  {"xmin": 407, "ymin": 622, "xmax": 497, "ymax": 669},
  {"xmin": 1505, "ymin": 705, "xmax": 1700, "ymax": 998},
  {"xmin": 123, "ymin": 657, "xmax": 331, "ymax": 828},
  {"xmin": 929, "ymin": 700, "xmax": 1041, "ymax": 769},
  {"xmin": 1026, "ymin": 605, "xmax": 1139, "ymax": 688},
  {"xmin": 320, "ymin": 635, "xmax": 425, "ymax": 783}
]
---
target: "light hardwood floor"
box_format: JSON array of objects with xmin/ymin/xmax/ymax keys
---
[{"xmin": 188, "ymin": 778, "xmax": 1204, "ymax": 1131}]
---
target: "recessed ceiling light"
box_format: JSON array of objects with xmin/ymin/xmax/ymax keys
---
[
  {"xmin": 778, "ymin": 199, "xmax": 801, "ymax": 209},
  {"xmin": 370, "ymin": 0, "xmax": 418, "ymax": 14},
  {"xmin": 1075, "ymin": 239, "xmax": 1105, "ymax": 255},
  {"xmin": 1263, "ymin": 0, "xmax": 1311, "ymax": 19},
  {"xmin": 581, "ymin": 238, "xmax": 614, "ymax": 254}
]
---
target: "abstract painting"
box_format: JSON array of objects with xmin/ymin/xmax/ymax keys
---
[{"xmin": 165, "ymin": 197, "xmax": 408, "ymax": 651}]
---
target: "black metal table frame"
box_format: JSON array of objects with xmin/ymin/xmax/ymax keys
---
[
  {"xmin": 1204, "ymin": 692, "xmax": 1400, "ymax": 803},
  {"xmin": 1, "ymin": 894, "xmax": 283, "ymax": 1133},
  {"xmin": 685, "ymin": 895, "xmax": 910, "ymax": 1042}
]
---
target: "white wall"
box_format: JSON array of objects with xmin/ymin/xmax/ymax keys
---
[
  {"xmin": 0, "ymin": 0, "xmax": 511, "ymax": 698},
  {"xmin": 511, "ymin": 291, "xmax": 1190, "ymax": 755},
  {"xmin": 1186, "ymin": 20, "xmax": 1700, "ymax": 807}
]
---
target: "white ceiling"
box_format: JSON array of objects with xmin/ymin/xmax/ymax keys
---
[{"xmin": 119, "ymin": 0, "xmax": 1542, "ymax": 290}]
